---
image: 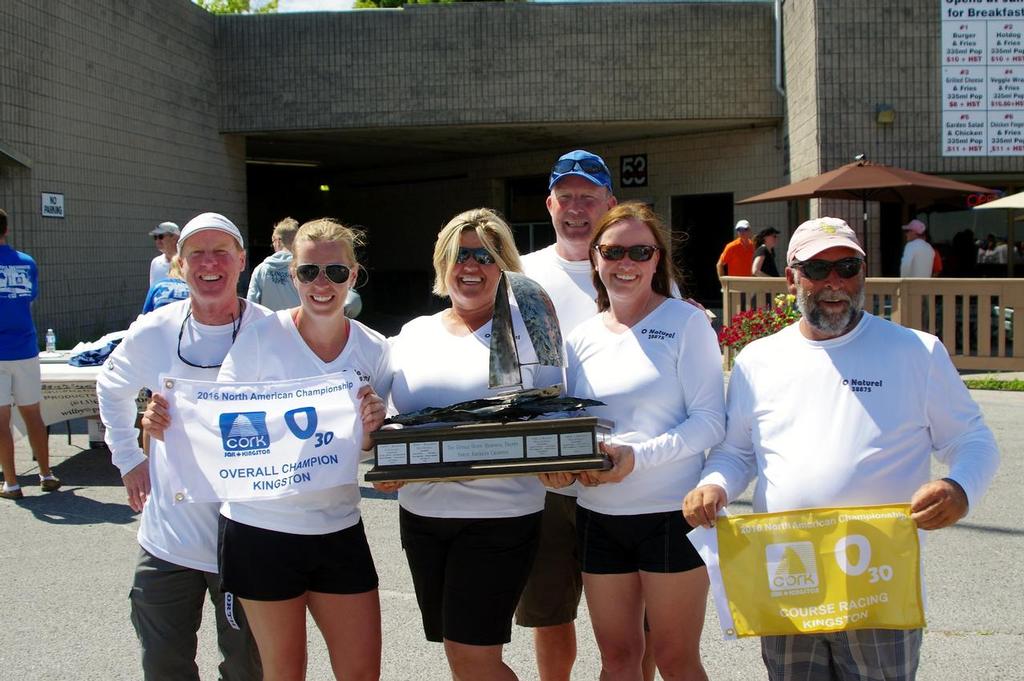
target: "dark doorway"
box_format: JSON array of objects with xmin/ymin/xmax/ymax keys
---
[
  {"xmin": 671, "ymin": 192, "xmax": 734, "ymax": 307},
  {"xmin": 506, "ymin": 175, "xmax": 553, "ymax": 255},
  {"xmin": 879, "ymin": 202, "xmax": 905, "ymax": 277},
  {"xmin": 247, "ymin": 164, "xmax": 340, "ymax": 265}
]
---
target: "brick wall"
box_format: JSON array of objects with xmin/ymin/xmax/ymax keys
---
[
  {"xmin": 0, "ymin": 1, "xmax": 247, "ymax": 343},
  {"xmin": 216, "ymin": 3, "xmax": 782, "ymax": 132}
]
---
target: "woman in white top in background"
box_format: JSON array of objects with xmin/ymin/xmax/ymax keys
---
[
  {"xmin": 566, "ymin": 202, "xmax": 726, "ymax": 681},
  {"xmin": 217, "ymin": 219, "xmax": 390, "ymax": 681},
  {"xmin": 380, "ymin": 208, "xmax": 561, "ymax": 681}
]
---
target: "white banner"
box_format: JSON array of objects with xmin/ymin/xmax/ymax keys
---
[{"xmin": 161, "ymin": 372, "xmax": 364, "ymax": 503}]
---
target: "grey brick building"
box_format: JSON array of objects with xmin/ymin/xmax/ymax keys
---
[{"xmin": 2, "ymin": 0, "xmax": 1021, "ymax": 342}]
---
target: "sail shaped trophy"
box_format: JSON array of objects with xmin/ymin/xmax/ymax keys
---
[{"xmin": 365, "ymin": 272, "xmax": 612, "ymax": 483}]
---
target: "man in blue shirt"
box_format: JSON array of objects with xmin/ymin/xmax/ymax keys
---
[{"xmin": 0, "ymin": 209, "xmax": 61, "ymax": 499}]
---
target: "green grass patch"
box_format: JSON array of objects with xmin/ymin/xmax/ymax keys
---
[{"xmin": 963, "ymin": 378, "xmax": 1024, "ymax": 391}]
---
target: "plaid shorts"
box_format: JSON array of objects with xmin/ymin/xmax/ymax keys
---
[{"xmin": 761, "ymin": 628, "xmax": 922, "ymax": 681}]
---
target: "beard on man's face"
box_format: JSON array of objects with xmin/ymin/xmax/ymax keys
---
[{"xmin": 796, "ymin": 281, "xmax": 865, "ymax": 338}]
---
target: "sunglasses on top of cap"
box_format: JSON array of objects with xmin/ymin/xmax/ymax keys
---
[
  {"xmin": 792, "ymin": 257, "xmax": 864, "ymax": 281},
  {"xmin": 594, "ymin": 244, "xmax": 660, "ymax": 262},
  {"xmin": 551, "ymin": 158, "xmax": 611, "ymax": 177},
  {"xmin": 455, "ymin": 247, "xmax": 498, "ymax": 266},
  {"xmin": 295, "ymin": 263, "xmax": 351, "ymax": 285}
]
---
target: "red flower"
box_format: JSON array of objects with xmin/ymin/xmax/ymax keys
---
[{"xmin": 719, "ymin": 298, "xmax": 801, "ymax": 355}]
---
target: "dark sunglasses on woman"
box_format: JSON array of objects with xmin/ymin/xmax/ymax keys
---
[
  {"xmin": 594, "ymin": 244, "xmax": 660, "ymax": 262},
  {"xmin": 792, "ymin": 257, "xmax": 863, "ymax": 281},
  {"xmin": 295, "ymin": 263, "xmax": 351, "ymax": 284},
  {"xmin": 455, "ymin": 247, "xmax": 497, "ymax": 265}
]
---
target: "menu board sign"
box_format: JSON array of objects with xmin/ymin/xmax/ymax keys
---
[{"xmin": 941, "ymin": 1, "xmax": 1024, "ymax": 156}]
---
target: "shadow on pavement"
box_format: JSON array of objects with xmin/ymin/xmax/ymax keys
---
[
  {"xmin": 5, "ymin": 487, "xmax": 137, "ymax": 526},
  {"xmin": 51, "ymin": 446, "xmax": 124, "ymax": 488}
]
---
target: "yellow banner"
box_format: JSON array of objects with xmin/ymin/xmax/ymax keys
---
[{"xmin": 690, "ymin": 504, "xmax": 925, "ymax": 639}]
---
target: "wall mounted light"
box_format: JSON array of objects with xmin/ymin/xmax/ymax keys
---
[
  {"xmin": 319, "ymin": 184, "xmax": 331, "ymax": 192},
  {"xmin": 875, "ymin": 104, "xmax": 896, "ymax": 125}
]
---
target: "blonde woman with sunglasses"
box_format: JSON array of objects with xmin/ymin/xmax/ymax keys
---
[
  {"xmin": 216, "ymin": 218, "xmax": 391, "ymax": 681},
  {"xmin": 380, "ymin": 208, "xmax": 562, "ymax": 681}
]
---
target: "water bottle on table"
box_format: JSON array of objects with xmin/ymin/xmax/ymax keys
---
[{"xmin": 45, "ymin": 328, "xmax": 56, "ymax": 354}]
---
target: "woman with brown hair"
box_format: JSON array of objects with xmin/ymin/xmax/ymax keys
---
[{"xmin": 567, "ymin": 201, "xmax": 726, "ymax": 681}]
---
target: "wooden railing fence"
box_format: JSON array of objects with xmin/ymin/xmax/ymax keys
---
[{"xmin": 720, "ymin": 277, "xmax": 1023, "ymax": 371}]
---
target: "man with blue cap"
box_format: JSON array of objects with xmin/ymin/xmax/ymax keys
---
[
  {"xmin": 98, "ymin": 212, "xmax": 269, "ymax": 680},
  {"xmin": 517, "ymin": 150, "xmax": 617, "ymax": 681}
]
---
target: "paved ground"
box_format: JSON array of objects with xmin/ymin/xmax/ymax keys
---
[{"xmin": 2, "ymin": 389, "xmax": 1021, "ymax": 680}]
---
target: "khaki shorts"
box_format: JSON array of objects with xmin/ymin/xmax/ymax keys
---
[
  {"xmin": 0, "ymin": 356, "xmax": 42, "ymax": 407},
  {"xmin": 515, "ymin": 491, "xmax": 582, "ymax": 628}
]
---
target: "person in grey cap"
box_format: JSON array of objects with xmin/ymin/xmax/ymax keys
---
[
  {"xmin": 685, "ymin": 217, "xmax": 999, "ymax": 681},
  {"xmin": 98, "ymin": 212, "xmax": 268, "ymax": 681},
  {"xmin": 149, "ymin": 221, "xmax": 180, "ymax": 287}
]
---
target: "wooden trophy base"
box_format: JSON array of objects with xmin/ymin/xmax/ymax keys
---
[{"xmin": 365, "ymin": 416, "xmax": 612, "ymax": 483}]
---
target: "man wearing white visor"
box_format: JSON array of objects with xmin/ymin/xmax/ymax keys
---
[{"xmin": 98, "ymin": 213, "xmax": 270, "ymax": 680}]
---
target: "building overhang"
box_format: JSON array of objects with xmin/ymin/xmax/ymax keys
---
[
  {"xmin": 0, "ymin": 143, "xmax": 32, "ymax": 169},
  {"xmin": 244, "ymin": 118, "xmax": 780, "ymax": 172}
]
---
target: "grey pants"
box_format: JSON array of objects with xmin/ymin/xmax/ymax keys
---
[
  {"xmin": 129, "ymin": 548, "xmax": 261, "ymax": 681},
  {"xmin": 761, "ymin": 628, "xmax": 922, "ymax": 681}
]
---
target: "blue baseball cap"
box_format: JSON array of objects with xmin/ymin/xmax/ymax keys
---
[{"xmin": 548, "ymin": 150, "xmax": 613, "ymax": 192}]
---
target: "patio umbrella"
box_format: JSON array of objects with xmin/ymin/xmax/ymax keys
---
[
  {"xmin": 974, "ymin": 191, "xmax": 1023, "ymax": 269},
  {"xmin": 737, "ymin": 158, "xmax": 995, "ymax": 255}
]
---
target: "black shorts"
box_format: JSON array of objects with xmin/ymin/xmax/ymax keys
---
[
  {"xmin": 577, "ymin": 506, "xmax": 704, "ymax": 575},
  {"xmin": 515, "ymin": 492, "xmax": 582, "ymax": 628},
  {"xmin": 219, "ymin": 516, "xmax": 378, "ymax": 601},
  {"xmin": 399, "ymin": 507, "xmax": 542, "ymax": 646}
]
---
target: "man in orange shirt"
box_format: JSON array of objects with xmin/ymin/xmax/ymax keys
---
[{"xmin": 716, "ymin": 219, "xmax": 755, "ymax": 280}]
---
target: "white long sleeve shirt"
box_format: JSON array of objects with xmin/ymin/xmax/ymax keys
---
[
  {"xmin": 699, "ymin": 313, "xmax": 999, "ymax": 515},
  {"xmin": 566, "ymin": 298, "xmax": 726, "ymax": 514},
  {"xmin": 900, "ymin": 238, "xmax": 935, "ymax": 278},
  {"xmin": 96, "ymin": 299, "xmax": 271, "ymax": 572},
  {"xmin": 218, "ymin": 310, "xmax": 392, "ymax": 535},
  {"xmin": 390, "ymin": 309, "xmax": 561, "ymax": 519}
]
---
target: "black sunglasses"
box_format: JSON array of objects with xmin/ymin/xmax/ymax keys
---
[
  {"xmin": 793, "ymin": 257, "xmax": 864, "ymax": 281},
  {"xmin": 455, "ymin": 247, "xmax": 498, "ymax": 265},
  {"xmin": 295, "ymin": 263, "xmax": 352, "ymax": 285},
  {"xmin": 153, "ymin": 234, "xmax": 166, "ymax": 240},
  {"xmin": 594, "ymin": 244, "xmax": 660, "ymax": 262},
  {"xmin": 552, "ymin": 158, "xmax": 610, "ymax": 176}
]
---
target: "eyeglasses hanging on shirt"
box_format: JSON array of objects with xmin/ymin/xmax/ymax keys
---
[{"xmin": 176, "ymin": 299, "xmax": 245, "ymax": 369}]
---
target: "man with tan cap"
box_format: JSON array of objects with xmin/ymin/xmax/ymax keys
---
[
  {"xmin": 149, "ymin": 221, "xmax": 180, "ymax": 286},
  {"xmin": 899, "ymin": 218, "xmax": 935, "ymax": 278},
  {"xmin": 99, "ymin": 212, "xmax": 269, "ymax": 680},
  {"xmin": 684, "ymin": 217, "xmax": 999, "ymax": 680}
]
